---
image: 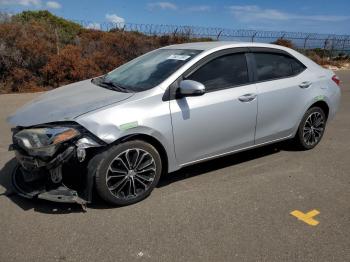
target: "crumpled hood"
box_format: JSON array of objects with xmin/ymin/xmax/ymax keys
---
[{"xmin": 7, "ymin": 79, "xmax": 134, "ymax": 127}]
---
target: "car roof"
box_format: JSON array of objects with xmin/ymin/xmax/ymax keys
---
[
  {"xmin": 161, "ymin": 41, "xmax": 322, "ymax": 70},
  {"xmin": 162, "ymin": 41, "xmax": 290, "ymax": 51}
]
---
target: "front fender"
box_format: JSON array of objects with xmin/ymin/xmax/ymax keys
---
[{"xmin": 74, "ymin": 92, "xmax": 179, "ymax": 172}]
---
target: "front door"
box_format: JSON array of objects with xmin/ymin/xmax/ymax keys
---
[{"xmin": 170, "ymin": 51, "xmax": 258, "ymax": 165}]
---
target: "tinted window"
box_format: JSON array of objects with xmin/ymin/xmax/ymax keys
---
[
  {"xmin": 254, "ymin": 53, "xmax": 295, "ymax": 81},
  {"xmin": 187, "ymin": 53, "xmax": 249, "ymax": 91},
  {"xmin": 289, "ymin": 57, "xmax": 306, "ymax": 75}
]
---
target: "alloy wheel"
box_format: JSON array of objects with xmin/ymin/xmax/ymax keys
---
[
  {"xmin": 105, "ymin": 148, "xmax": 156, "ymax": 200},
  {"xmin": 303, "ymin": 112, "xmax": 325, "ymax": 146}
]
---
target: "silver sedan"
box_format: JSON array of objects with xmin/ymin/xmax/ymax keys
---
[{"xmin": 8, "ymin": 42, "xmax": 341, "ymax": 206}]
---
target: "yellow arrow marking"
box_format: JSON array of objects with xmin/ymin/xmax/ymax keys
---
[{"xmin": 290, "ymin": 209, "xmax": 320, "ymax": 226}]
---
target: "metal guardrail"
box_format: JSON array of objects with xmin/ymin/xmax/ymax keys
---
[{"xmin": 75, "ymin": 21, "xmax": 350, "ymax": 54}]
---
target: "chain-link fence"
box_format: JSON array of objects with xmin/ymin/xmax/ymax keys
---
[
  {"xmin": 1, "ymin": 11, "xmax": 349, "ymax": 93},
  {"xmin": 1, "ymin": 8, "xmax": 349, "ymax": 53},
  {"xmin": 1, "ymin": 10, "xmax": 349, "ymax": 54},
  {"xmin": 75, "ymin": 21, "xmax": 350, "ymax": 55}
]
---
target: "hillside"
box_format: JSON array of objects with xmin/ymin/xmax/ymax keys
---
[
  {"xmin": 1, "ymin": 11, "xmax": 348, "ymax": 93},
  {"xmin": 0, "ymin": 10, "xmax": 211, "ymax": 93}
]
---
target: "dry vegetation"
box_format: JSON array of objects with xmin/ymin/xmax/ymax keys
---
[
  {"xmin": 0, "ymin": 10, "xmax": 211, "ymax": 93},
  {"xmin": 0, "ymin": 11, "xmax": 348, "ymax": 93}
]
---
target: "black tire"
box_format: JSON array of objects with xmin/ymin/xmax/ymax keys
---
[
  {"xmin": 88, "ymin": 140, "xmax": 162, "ymax": 206},
  {"xmin": 294, "ymin": 107, "xmax": 326, "ymax": 150}
]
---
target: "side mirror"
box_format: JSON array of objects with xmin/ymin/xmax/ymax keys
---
[{"xmin": 178, "ymin": 80, "xmax": 205, "ymax": 97}]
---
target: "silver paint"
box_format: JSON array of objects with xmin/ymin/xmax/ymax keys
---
[
  {"xmin": 7, "ymin": 42, "xmax": 341, "ymax": 173},
  {"xmin": 7, "ymin": 79, "xmax": 134, "ymax": 126}
]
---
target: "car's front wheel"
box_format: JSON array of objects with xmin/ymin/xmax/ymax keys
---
[
  {"xmin": 89, "ymin": 140, "xmax": 162, "ymax": 206},
  {"xmin": 294, "ymin": 107, "xmax": 326, "ymax": 150}
]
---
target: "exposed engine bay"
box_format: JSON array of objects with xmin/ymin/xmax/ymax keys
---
[{"xmin": 9, "ymin": 122, "xmax": 105, "ymax": 210}]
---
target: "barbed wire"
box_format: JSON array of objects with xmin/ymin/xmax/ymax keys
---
[
  {"xmin": 74, "ymin": 20, "xmax": 350, "ymax": 53},
  {"xmin": 1, "ymin": 10, "xmax": 349, "ymax": 53}
]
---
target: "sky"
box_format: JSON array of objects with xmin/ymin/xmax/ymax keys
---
[{"xmin": 0, "ymin": 0, "xmax": 350, "ymax": 34}]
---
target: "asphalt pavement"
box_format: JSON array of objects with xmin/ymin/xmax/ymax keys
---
[{"xmin": 0, "ymin": 71, "xmax": 349, "ymax": 262}]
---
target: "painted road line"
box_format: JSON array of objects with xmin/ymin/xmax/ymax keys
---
[{"xmin": 290, "ymin": 209, "xmax": 320, "ymax": 226}]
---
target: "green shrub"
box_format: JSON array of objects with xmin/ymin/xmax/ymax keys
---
[{"xmin": 13, "ymin": 10, "xmax": 82, "ymax": 44}]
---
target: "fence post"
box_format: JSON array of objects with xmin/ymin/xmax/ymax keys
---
[
  {"xmin": 149, "ymin": 24, "xmax": 153, "ymax": 36},
  {"xmin": 342, "ymin": 36, "xmax": 350, "ymax": 53},
  {"xmin": 173, "ymin": 27, "xmax": 178, "ymax": 37},
  {"xmin": 303, "ymin": 34, "xmax": 311, "ymax": 49},
  {"xmin": 251, "ymin": 31, "xmax": 257, "ymax": 42},
  {"xmin": 216, "ymin": 30, "xmax": 223, "ymax": 40},
  {"xmin": 323, "ymin": 36, "xmax": 330, "ymax": 58}
]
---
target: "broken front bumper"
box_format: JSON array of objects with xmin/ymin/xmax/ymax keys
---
[
  {"xmin": 10, "ymin": 135, "xmax": 102, "ymax": 208},
  {"xmin": 12, "ymin": 164, "xmax": 87, "ymax": 205},
  {"xmin": 12, "ymin": 149, "xmax": 87, "ymax": 207}
]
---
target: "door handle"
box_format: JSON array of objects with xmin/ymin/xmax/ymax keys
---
[
  {"xmin": 238, "ymin": 93, "xmax": 257, "ymax": 102},
  {"xmin": 299, "ymin": 81, "xmax": 312, "ymax": 88}
]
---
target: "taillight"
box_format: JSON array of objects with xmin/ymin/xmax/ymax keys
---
[{"xmin": 332, "ymin": 75, "xmax": 340, "ymax": 86}]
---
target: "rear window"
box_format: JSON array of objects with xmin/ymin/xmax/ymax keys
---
[
  {"xmin": 289, "ymin": 57, "xmax": 306, "ymax": 75},
  {"xmin": 253, "ymin": 53, "xmax": 305, "ymax": 81}
]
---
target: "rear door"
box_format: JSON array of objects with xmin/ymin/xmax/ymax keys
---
[
  {"xmin": 250, "ymin": 48, "xmax": 309, "ymax": 144},
  {"xmin": 170, "ymin": 49, "xmax": 258, "ymax": 165}
]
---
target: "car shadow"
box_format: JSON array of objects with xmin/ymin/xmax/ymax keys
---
[
  {"xmin": 157, "ymin": 142, "xmax": 284, "ymax": 188},
  {"xmin": 0, "ymin": 141, "xmax": 295, "ymax": 214},
  {"xmin": 0, "ymin": 158, "xmax": 88, "ymax": 214}
]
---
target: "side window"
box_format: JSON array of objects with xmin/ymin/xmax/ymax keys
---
[
  {"xmin": 186, "ymin": 53, "xmax": 249, "ymax": 91},
  {"xmin": 289, "ymin": 57, "xmax": 306, "ymax": 75},
  {"xmin": 254, "ymin": 53, "xmax": 295, "ymax": 81}
]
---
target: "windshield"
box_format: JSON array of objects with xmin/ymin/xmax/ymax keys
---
[{"xmin": 101, "ymin": 49, "xmax": 202, "ymax": 92}]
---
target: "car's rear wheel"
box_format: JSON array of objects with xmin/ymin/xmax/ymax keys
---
[
  {"xmin": 294, "ymin": 107, "xmax": 326, "ymax": 150},
  {"xmin": 89, "ymin": 140, "xmax": 162, "ymax": 206}
]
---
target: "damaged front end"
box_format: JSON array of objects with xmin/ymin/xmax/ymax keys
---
[{"xmin": 9, "ymin": 123, "xmax": 104, "ymax": 209}]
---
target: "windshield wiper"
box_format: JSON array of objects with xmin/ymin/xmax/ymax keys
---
[
  {"xmin": 102, "ymin": 81, "xmax": 128, "ymax": 92},
  {"xmin": 93, "ymin": 77, "xmax": 130, "ymax": 93}
]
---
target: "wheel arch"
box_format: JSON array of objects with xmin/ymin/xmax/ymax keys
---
[
  {"xmin": 307, "ymin": 100, "xmax": 330, "ymax": 120},
  {"xmin": 292, "ymin": 99, "xmax": 330, "ymax": 138},
  {"xmin": 113, "ymin": 133, "xmax": 169, "ymax": 176}
]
